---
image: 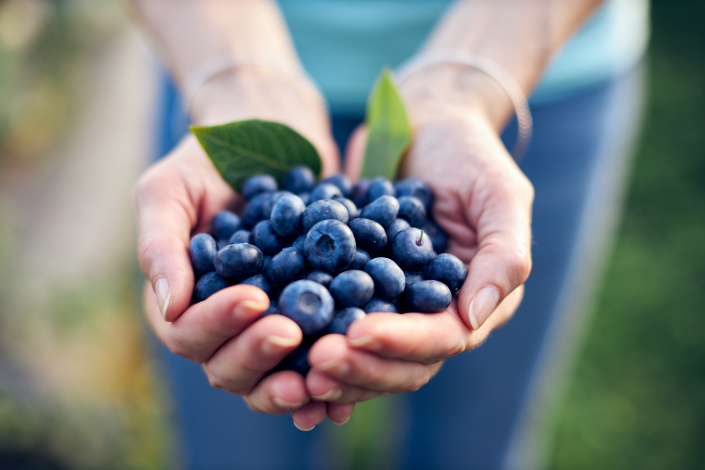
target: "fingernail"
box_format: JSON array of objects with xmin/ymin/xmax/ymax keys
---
[
  {"xmin": 314, "ymin": 388, "xmax": 342, "ymax": 401},
  {"xmin": 155, "ymin": 277, "xmax": 171, "ymax": 321},
  {"xmin": 261, "ymin": 335, "xmax": 299, "ymax": 356},
  {"xmin": 348, "ymin": 335, "xmax": 375, "ymax": 349},
  {"xmin": 468, "ymin": 286, "xmax": 500, "ymax": 330},
  {"xmin": 317, "ymin": 359, "xmax": 350, "ymax": 376},
  {"xmin": 332, "ymin": 415, "xmax": 351, "ymax": 426},
  {"xmin": 293, "ymin": 420, "xmax": 316, "ymax": 432},
  {"xmin": 234, "ymin": 300, "xmax": 269, "ymax": 318}
]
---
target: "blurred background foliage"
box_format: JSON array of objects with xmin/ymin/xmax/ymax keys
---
[{"xmin": 0, "ymin": 0, "xmax": 703, "ymax": 469}]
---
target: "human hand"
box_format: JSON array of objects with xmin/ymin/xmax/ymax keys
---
[
  {"xmin": 305, "ymin": 91, "xmax": 533, "ymax": 405},
  {"xmin": 135, "ymin": 69, "xmax": 353, "ymax": 430}
]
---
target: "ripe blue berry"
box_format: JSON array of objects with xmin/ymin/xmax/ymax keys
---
[
  {"xmin": 240, "ymin": 273, "xmax": 273, "ymax": 297},
  {"xmin": 328, "ymin": 307, "xmax": 366, "ymax": 335},
  {"xmin": 366, "ymin": 176, "xmax": 395, "ymax": 204},
  {"xmin": 270, "ymin": 193, "xmax": 305, "ymax": 238},
  {"xmin": 215, "ymin": 243, "xmax": 264, "ymax": 279},
  {"xmin": 310, "ymin": 183, "xmax": 342, "ymax": 201},
  {"xmin": 329, "ymin": 270, "xmax": 375, "ymax": 307},
  {"xmin": 334, "ymin": 197, "xmax": 358, "ymax": 220},
  {"xmin": 304, "ymin": 219, "xmax": 356, "ymax": 273},
  {"xmin": 189, "ymin": 233, "xmax": 217, "ymax": 278},
  {"xmin": 349, "ymin": 248, "xmax": 371, "ymax": 270},
  {"xmin": 266, "ymin": 247, "xmax": 306, "ymax": 285},
  {"xmin": 283, "ymin": 165, "xmax": 316, "ymax": 193},
  {"xmin": 404, "ymin": 271, "xmax": 425, "ymax": 288},
  {"xmin": 423, "ymin": 220, "xmax": 448, "ymax": 253},
  {"xmin": 404, "ymin": 280, "xmax": 452, "ymax": 313},
  {"xmin": 364, "ymin": 257, "xmax": 405, "ymax": 300},
  {"xmin": 394, "ymin": 178, "xmax": 433, "ymax": 212},
  {"xmin": 363, "ymin": 298, "xmax": 398, "ymax": 314},
  {"xmin": 242, "ymin": 192, "xmax": 270, "ymax": 228},
  {"xmin": 348, "ymin": 218, "xmax": 387, "ymax": 254},
  {"xmin": 302, "ymin": 200, "xmax": 349, "ymax": 232},
  {"xmin": 392, "ymin": 227, "xmax": 435, "ymax": 270},
  {"xmin": 424, "ymin": 253, "xmax": 467, "ymax": 293},
  {"xmin": 228, "ymin": 230, "xmax": 252, "ymax": 245},
  {"xmin": 386, "ymin": 218, "xmax": 411, "ymax": 243},
  {"xmin": 360, "ymin": 195, "xmax": 399, "ymax": 228},
  {"xmin": 306, "ymin": 270, "xmax": 333, "ymax": 288},
  {"xmin": 397, "ymin": 196, "xmax": 427, "ymax": 228},
  {"xmin": 252, "ymin": 220, "xmax": 288, "ymax": 255},
  {"xmin": 278, "ymin": 280, "xmax": 335, "ymax": 335},
  {"xmin": 242, "ymin": 174, "xmax": 278, "ymax": 201},
  {"xmin": 211, "ymin": 211, "xmax": 242, "ymax": 241},
  {"xmin": 298, "ymin": 192, "xmax": 310, "ymax": 205},
  {"xmin": 352, "ymin": 179, "xmax": 371, "ymax": 207},
  {"xmin": 278, "ymin": 339, "xmax": 314, "ymax": 376},
  {"xmin": 322, "ymin": 174, "xmax": 353, "ymax": 198},
  {"xmin": 194, "ymin": 272, "xmax": 229, "ymax": 302}
]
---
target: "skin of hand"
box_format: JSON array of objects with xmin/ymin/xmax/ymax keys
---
[
  {"xmin": 304, "ymin": 92, "xmax": 534, "ymax": 406},
  {"xmin": 135, "ymin": 70, "xmax": 353, "ymax": 431}
]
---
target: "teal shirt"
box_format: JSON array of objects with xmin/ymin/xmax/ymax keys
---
[{"xmin": 278, "ymin": 0, "xmax": 649, "ymax": 115}]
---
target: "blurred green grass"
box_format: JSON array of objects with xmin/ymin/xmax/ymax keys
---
[{"xmin": 547, "ymin": 1, "xmax": 705, "ymax": 468}]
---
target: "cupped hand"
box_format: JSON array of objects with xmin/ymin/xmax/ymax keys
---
[{"xmin": 305, "ymin": 105, "xmax": 533, "ymax": 405}]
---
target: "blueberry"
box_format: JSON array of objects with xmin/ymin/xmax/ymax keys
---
[
  {"xmin": 366, "ymin": 176, "xmax": 395, "ymax": 204},
  {"xmin": 242, "ymin": 174, "xmax": 278, "ymax": 201},
  {"xmin": 242, "ymin": 193, "xmax": 270, "ymax": 228},
  {"xmin": 261, "ymin": 191, "xmax": 293, "ymax": 220},
  {"xmin": 306, "ymin": 270, "xmax": 333, "ymax": 288},
  {"xmin": 270, "ymin": 193, "xmax": 305, "ymax": 238},
  {"xmin": 392, "ymin": 227, "xmax": 435, "ymax": 270},
  {"xmin": 304, "ymin": 219, "xmax": 356, "ymax": 273},
  {"xmin": 310, "ymin": 183, "xmax": 342, "ymax": 201},
  {"xmin": 349, "ymin": 248, "xmax": 371, "ymax": 270},
  {"xmin": 240, "ymin": 273, "xmax": 273, "ymax": 297},
  {"xmin": 302, "ymin": 200, "xmax": 349, "ymax": 232},
  {"xmin": 252, "ymin": 220, "xmax": 288, "ymax": 255},
  {"xmin": 277, "ymin": 339, "xmax": 314, "ymax": 376},
  {"xmin": 334, "ymin": 197, "xmax": 358, "ymax": 220},
  {"xmin": 217, "ymin": 239, "xmax": 229, "ymax": 250},
  {"xmin": 261, "ymin": 303, "xmax": 280, "ymax": 317},
  {"xmin": 360, "ymin": 195, "xmax": 399, "ymax": 228},
  {"xmin": 283, "ymin": 165, "xmax": 316, "ymax": 193},
  {"xmin": 423, "ymin": 220, "xmax": 448, "ymax": 253},
  {"xmin": 424, "ymin": 253, "xmax": 467, "ymax": 293},
  {"xmin": 194, "ymin": 272, "xmax": 229, "ymax": 302},
  {"xmin": 189, "ymin": 233, "xmax": 218, "ymax": 278},
  {"xmin": 363, "ymin": 298, "xmax": 398, "ymax": 314},
  {"xmin": 328, "ymin": 307, "xmax": 366, "ymax": 335},
  {"xmin": 404, "ymin": 280, "xmax": 452, "ymax": 313},
  {"xmin": 211, "ymin": 210, "xmax": 242, "ymax": 241},
  {"xmin": 228, "ymin": 229, "xmax": 252, "ymax": 245},
  {"xmin": 351, "ymin": 179, "xmax": 371, "ymax": 207},
  {"xmin": 329, "ymin": 270, "xmax": 375, "ymax": 307},
  {"xmin": 215, "ymin": 243, "xmax": 264, "ymax": 279},
  {"xmin": 266, "ymin": 247, "xmax": 306, "ymax": 285},
  {"xmin": 394, "ymin": 178, "xmax": 433, "ymax": 212},
  {"xmin": 278, "ymin": 280, "xmax": 335, "ymax": 335},
  {"xmin": 348, "ymin": 218, "xmax": 387, "ymax": 254},
  {"xmin": 292, "ymin": 234, "xmax": 306, "ymax": 251},
  {"xmin": 364, "ymin": 257, "xmax": 405, "ymax": 300},
  {"xmin": 397, "ymin": 196, "xmax": 427, "ymax": 228},
  {"xmin": 322, "ymin": 174, "xmax": 353, "ymax": 198},
  {"xmin": 262, "ymin": 255, "xmax": 272, "ymax": 273},
  {"xmin": 386, "ymin": 218, "xmax": 411, "ymax": 243},
  {"xmin": 298, "ymin": 192, "xmax": 310, "ymax": 205},
  {"xmin": 404, "ymin": 271, "xmax": 425, "ymax": 288}
]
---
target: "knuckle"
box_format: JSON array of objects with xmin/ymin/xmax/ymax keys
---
[
  {"xmin": 165, "ymin": 335, "xmax": 196, "ymax": 361},
  {"xmin": 506, "ymin": 249, "xmax": 532, "ymax": 285},
  {"xmin": 203, "ymin": 365, "xmax": 248, "ymax": 395}
]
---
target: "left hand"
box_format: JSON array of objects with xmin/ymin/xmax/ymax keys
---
[{"xmin": 305, "ymin": 96, "xmax": 534, "ymax": 406}]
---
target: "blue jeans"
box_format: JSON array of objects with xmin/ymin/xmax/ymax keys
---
[{"xmin": 152, "ymin": 64, "xmax": 643, "ymax": 469}]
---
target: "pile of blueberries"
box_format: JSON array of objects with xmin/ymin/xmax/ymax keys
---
[{"xmin": 188, "ymin": 166, "xmax": 467, "ymax": 374}]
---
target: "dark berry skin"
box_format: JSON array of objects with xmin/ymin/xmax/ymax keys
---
[
  {"xmin": 302, "ymin": 200, "xmax": 349, "ymax": 232},
  {"xmin": 364, "ymin": 257, "xmax": 405, "ymax": 300},
  {"xmin": 348, "ymin": 218, "xmax": 387, "ymax": 254},
  {"xmin": 392, "ymin": 227, "xmax": 435, "ymax": 270},
  {"xmin": 211, "ymin": 211, "xmax": 242, "ymax": 241},
  {"xmin": 298, "ymin": 192, "xmax": 310, "ymax": 205},
  {"xmin": 261, "ymin": 191, "xmax": 293, "ymax": 220},
  {"xmin": 404, "ymin": 280, "xmax": 452, "ymax": 313},
  {"xmin": 349, "ymin": 248, "xmax": 371, "ymax": 270},
  {"xmin": 310, "ymin": 183, "xmax": 342, "ymax": 201},
  {"xmin": 322, "ymin": 174, "xmax": 353, "ymax": 198},
  {"xmin": 283, "ymin": 165, "xmax": 316, "ymax": 193},
  {"xmin": 292, "ymin": 234, "xmax": 306, "ymax": 251},
  {"xmin": 261, "ymin": 303, "xmax": 280, "ymax": 317},
  {"xmin": 386, "ymin": 218, "xmax": 411, "ymax": 243},
  {"xmin": 194, "ymin": 272, "xmax": 229, "ymax": 302},
  {"xmin": 394, "ymin": 178, "xmax": 433, "ymax": 212},
  {"xmin": 423, "ymin": 220, "xmax": 448, "ymax": 253},
  {"xmin": 365, "ymin": 176, "xmax": 395, "ymax": 204},
  {"xmin": 252, "ymin": 220, "xmax": 288, "ymax": 255},
  {"xmin": 228, "ymin": 230, "xmax": 252, "ymax": 245},
  {"xmin": 278, "ymin": 280, "xmax": 335, "ymax": 335},
  {"xmin": 217, "ymin": 239, "xmax": 229, "ymax": 250},
  {"xmin": 277, "ymin": 339, "xmax": 314, "ymax": 376},
  {"xmin": 266, "ymin": 247, "xmax": 306, "ymax": 285},
  {"xmin": 242, "ymin": 174, "xmax": 278, "ymax": 201},
  {"xmin": 262, "ymin": 255, "xmax": 272, "ymax": 273},
  {"xmin": 242, "ymin": 193, "xmax": 270, "ymax": 228},
  {"xmin": 404, "ymin": 271, "xmax": 425, "ymax": 288},
  {"xmin": 334, "ymin": 197, "xmax": 358, "ymax": 220},
  {"xmin": 270, "ymin": 193, "xmax": 305, "ymax": 238},
  {"xmin": 189, "ymin": 233, "xmax": 217, "ymax": 278},
  {"xmin": 351, "ymin": 179, "xmax": 371, "ymax": 207},
  {"xmin": 304, "ymin": 219, "xmax": 356, "ymax": 273},
  {"xmin": 329, "ymin": 270, "xmax": 375, "ymax": 308},
  {"xmin": 360, "ymin": 195, "xmax": 399, "ymax": 228},
  {"xmin": 424, "ymin": 253, "xmax": 468, "ymax": 293},
  {"xmin": 240, "ymin": 273, "xmax": 273, "ymax": 297},
  {"xmin": 328, "ymin": 307, "xmax": 366, "ymax": 335},
  {"xmin": 397, "ymin": 196, "xmax": 427, "ymax": 228},
  {"xmin": 215, "ymin": 243, "xmax": 264, "ymax": 279},
  {"xmin": 363, "ymin": 298, "xmax": 398, "ymax": 314},
  {"xmin": 306, "ymin": 270, "xmax": 333, "ymax": 288}
]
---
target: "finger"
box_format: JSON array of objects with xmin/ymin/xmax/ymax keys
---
[
  {"xmin": 343, "ymin": 126, "xmax": 367, "ymax": 179},
  {"xmin": 203, "ymin": 314, "xmax": 303, "ymax": 395},
  {"xmin": 144, "ymin": 283, "xmax": 269, "ymax": 363},
  {"xmin": 308, "ymin": 335, "xmax": 441, "ymax": 393},
  {"xmin": 326, "ymin": 403, "xmax": 355, "ymax": 426},
  {"xmin": 306, "ymin": 369, "xmax": 383, "ymax": 404},
  {"xmin": 457, "ymin": 171, "xmax": 534, "ymax": 330},
  {"xmin": 291, "ymin": 401, "xmax": 327, "ymax": 431},
  {"xmin": 243, "ymin": 370, "xmax": 310, "ymax": 414}
]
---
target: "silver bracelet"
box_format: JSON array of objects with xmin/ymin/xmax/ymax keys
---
[
  {"xmin": 396, "ymin": 50, "xmax": 533, "ymax": 161},
  {"xmin": 181, "ymin": 55, "xmax": 330, "ymax": 123}
]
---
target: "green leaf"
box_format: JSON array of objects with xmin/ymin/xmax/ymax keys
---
[
  {"xmin": 360, "ymin": 69, "xmax": 413, "ymax": 180},
  {"xmin": 191, "ymin": 119, "xmax": 322, "ymax": 191}
]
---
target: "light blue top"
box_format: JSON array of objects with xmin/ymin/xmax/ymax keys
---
[{"xmin": 277, "ymin": 0, "xmax": 649, "ymax": 114}]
